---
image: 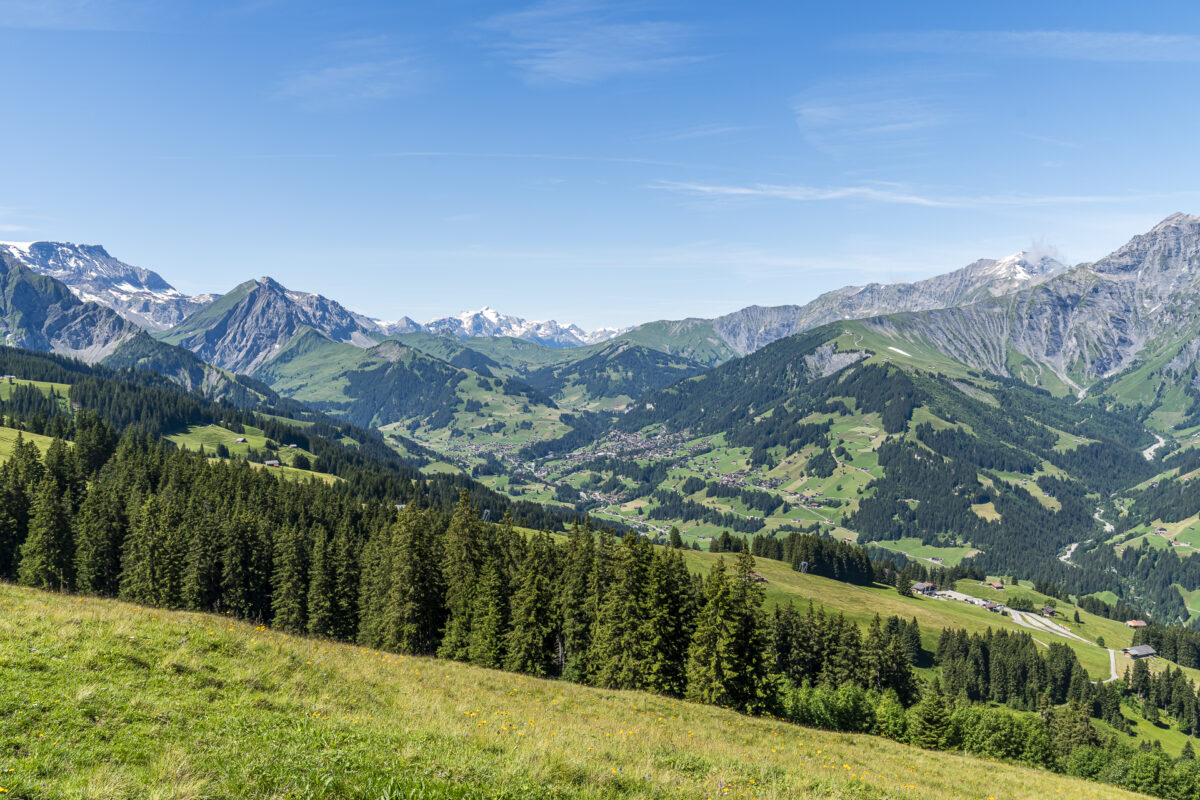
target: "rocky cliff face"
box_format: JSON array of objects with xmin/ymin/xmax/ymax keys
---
[
  {"xmin": 0, "ymin": 241, "xmax": 212, "ymax": 330},
  {"xmin": 858, "ymin": 213, "xmax": 1200, "ymax": 392},
  {"xmin": 709, "ymin": 251, "xmax": 1066, "ymax": 356},
  {"xmin": 0, "ymin": 252, "xmax": 139, "ymax": 361},
  {"xmin": 160, "ymin": 276, "xmax": 384, "ymax": 374}
]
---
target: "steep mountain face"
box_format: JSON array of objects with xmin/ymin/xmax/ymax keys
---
[
  {"xmin": 422, "ymin": 306, "xmax": 623, "ymax": 347},
  {"xmin": 0, "ymin": 252, "xmax": 139, "ymax": 361},
  {"xmin": 856, "ymin": 213, "xmax": 1200, "ymax": 396},
  {"xmin": 701, "ymin": 251, "xmax": 1068, "ymax": 357},
  {"xmin": 160, "ymin": 277, "xmax": 383, "ymax": 373},
  {"xmin": 0, "ymin": 241, "xmax": 212, "ymax": 330}
]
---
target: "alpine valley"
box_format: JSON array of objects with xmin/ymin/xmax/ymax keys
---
[{"xmin": 13, "ymin": 216, "xmax": 1200, "ymax": 798}]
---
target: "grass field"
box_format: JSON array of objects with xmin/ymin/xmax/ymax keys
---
[
  {"xmin": 674, "ymin": 549, "xmax": 1124, "ymax": 680},
  {"xmin": 0, "ymin": 378, "xmax": 71, "ymax": 403},
  {"xmin": 167, "ymin": 424, "xmax": 337, "ymax": 484},
  {"xmin": 0, "ymin": 425, "xmax": 59, "ymax": 459},
  {"xmin": 0, "ymin": 582, "xmax": 1152, "ymax": 800}
]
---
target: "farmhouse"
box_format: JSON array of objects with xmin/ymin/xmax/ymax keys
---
[
  {"xmin": 989, "ymin": 582, "xmax": 1004, "ymax": 591},
  {"xmin": 1123, "ymin": 645, "xmax": 1157, "ymax": 659},
  {"xmin": 263, "ymin": 460, "xmax": 281, "ymax": 467},
  {"xmin": 234, "ymin": 437, "xmax": 247, "ymax": 443},
  {"xmin": 910, "ymin": 582, "xmax": 937, "ymax": 596},
  {"xmin": 983, "ymin": 601, "xmax": 1003, "ymax": 613},
  {"xmin": 745, "ymin": 572, "xmax": 768, "ymax": 584},
  {"xmin": 1126, "ymin": 620, "xmax": 1148, "ymax": 628},
  {"xmin": 1040, "ymin": 607, "xmax": 1057, "ymax": 617}
]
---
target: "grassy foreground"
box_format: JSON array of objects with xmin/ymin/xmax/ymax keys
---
[{"xmin": 0, "ymin": 584, "xmax": 1149, "ymax": 800}]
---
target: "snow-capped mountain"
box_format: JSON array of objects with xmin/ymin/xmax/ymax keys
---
[
  {"xmin": 422, "ymin": 306, "xmax": 625, "ymax": 348},
  {"xmin": 0, "ymin": 241, "xmax": 213, "ymax": 330}
]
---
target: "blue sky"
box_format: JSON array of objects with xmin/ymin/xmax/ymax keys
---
[{"xmin": 3, "ymin": 1, "xmax": 1200, "ymax": 329}]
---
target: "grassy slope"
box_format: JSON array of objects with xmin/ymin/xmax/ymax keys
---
[
  {"xmin": 0, "ymin": 425, "xmax": 59, "ymax": 458},
  {"xmin": 677, "ymin": 548, "xmax": 1125, "ymax": 680},
  {"xmin": 0, "ymin": 583, "xmax": 1149, "ymax": 800},
  {"xmin": 166, "ymin": 423, "xmax": 337, "ymax": 484}
]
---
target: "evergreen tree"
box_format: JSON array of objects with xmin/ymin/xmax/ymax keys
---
[
  {"xmin": 381, "ymin": 506, "xmax": 445, "ymax": 655},
  {"xmin": 119, "ymin": 496, "xmax": 164, "ymax": 604},
  {"xmin": 306, "ymin": 525, "xmax": 335, "ymax": 637},
  {"xmin": 686, "ymin": 549, "xmax": 772, "ymax": 713},
  {"xmin": 438, "ymin": 492, "xmax": 484, "ymax": 660},
  {"xmin": 73, "ymin": 480, "xmax": 127, "ymax": 596},
  {"xmin": 467, "ymin": 561, "xmax": 508, "ymax": 669},
  {"xmin": 906, "ymin": 680, "xmax": 949, "ymax": 749},
  {"xmin": 270, "ymin": 525, "xmax": 308, "ymax": 633},
  {"xmin": 592, "ymin": 534, "xmax": 655, "ymax": 690},
  {"xmin": 557, "ymin": 523, "xmax": 595, "ymax": 682},
  {"xmin": 645, "ymin": 547, "xmax": 696, "ymax": 697},
  {"xmin": 18, "ymin": 475, "xmax": 73, "ymax": 591},
  {"xmin": 504, "ymin": 531, "xmax": 557, "ymax": 676}
]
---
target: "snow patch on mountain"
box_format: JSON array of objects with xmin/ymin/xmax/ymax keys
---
[
  {"xmin": 0, "ymin": 241, "xmax": 212, "ymax": 330},
  {"xmin": 422, "ymin": 306, "xmax": 626, "ymax": 347}
]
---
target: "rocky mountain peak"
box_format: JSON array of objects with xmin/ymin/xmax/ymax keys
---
[{"xmin": 0, "ymin": 240, "xmax": 211, "ymax": 330}]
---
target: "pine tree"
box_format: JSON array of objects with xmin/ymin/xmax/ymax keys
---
[
  {"xmin": 438, "ymin": 492, "xmax": 484, "ymax": 661},
  {"xmin": 504, "ymin": 531, "xmax": 557, "ymax": 676},
  {"xmin": 645, "ymin": 547, "xmax": 696, "ymax": 697},
  {"xmin": 686, "ymin": 549, "xmax": 772, "ymax": 713},
  {"xmin": 557, "ymin": 524, "xmax": 595, "ymax": 682},
  {"xmin": 181, "ymin": 505, "xmax": 222, "ymax": 611},
  {"xmin": 73, "ymin": 480, "xmax": 127, "ymax": 596},
  {"xmin": 306, "ymin": 525, "xmax": 336, "ymax": 637},
  {"xmin": 592, "ymin": 534, "xmax": 655, "ymax": 690},
  {"xmin": 271, "ymin": 525, "xmax": 308, "ymax": 632},
  {"xmin": 467, "ymin": 561, "xmax": 508, "ymax": 669},
  {"xmin": 119, "ymin": 496, "xmax": 164, "ymax": 604},
  {"xmin": 906, "ymin": 679, "xmax": 949, "ymax": 749},
  {"xmin": 18, "ymin": 475, "xmax": 73, "ymax": 591},
  {"xmin": 382, "ymin": 506, "xmax": 445, "ymax": 655}
]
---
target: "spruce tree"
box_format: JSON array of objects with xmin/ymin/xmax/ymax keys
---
[
  {"xmin": 557, "ymin": 524, "xmax": 595, "ymax": 682},
  {"xmin": 645, "ymin": 547, "xmax": 696, "ymax": 696},
  {"xmin": 467, "ymin": 561, "xmax": 508, "ymax": 669},
  {"xmin": 686, "ymin": 549, "xmax": 772, "ymax": 713},
  {"xmin": 18, "ymin": 475, "xmax": 73, "ymax": 591},
  {"xmin": 592, "ymin": 533, "xmax": 655, "ymax": 690},
  {"xmin": 382, "ymin": 506, "xmax": 445, "ymax": 655},
  {"xmin": 119, "ymin": 496, "xmax": 163, "ymax": 604},
  {"xmin": 906, "ymin": 679, "xmax": 949, "ymax": 749},
  {"xmin": 73, "ymin": 481, "xmax": 127, "ymax": 596},
  {"xmin": 270, "ymin": 525, "xmax": 308, "ymax": 633},
  {"xmin": 504, "ymin": 531, "xmax": 557, "ymax": 676},
  {"xmin": 438, "ymin": 492, "xmax": 484, "ymax": 660},
  {"xmin": 306, "ymin": 524, "xmax": 336, "ymax": 637}
]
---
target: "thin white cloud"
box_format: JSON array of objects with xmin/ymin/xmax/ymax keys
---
[
  {"xmin": 478, "ymin": 1, "xmax": 701, "ymax": 84},
  {"xmin": 276, "ymin": 37, "xmax": 423, "ymax": 110},
  {"xmin": 847, "ymin": 30, "xmax": 1200, "ymax": 62},
  {"xmin": 653, "ymin": 180, "xmax": 1197, "ymax": 209}
]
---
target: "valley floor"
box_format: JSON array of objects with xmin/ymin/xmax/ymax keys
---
[{"xmin": 0, "ymin": 583, "xmax": 1154, "ymax": 800}]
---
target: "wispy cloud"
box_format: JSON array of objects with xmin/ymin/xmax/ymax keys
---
[
  {"xmin": 276, "ymin": 37, "xmax": 423, "ymax": 110},
  {"xmin": 653, "ymin": 180, "xmax": 1194, "ymax": 209},
  {"xmin": 790, "ymin": 73, "xmax": 960, "ymax": 155},
  {"xmin": 477, "ymin": 1, "xmax": 701, "ymax": 85},
  {"xmin": 846, "ymin": 30, "xmax": 1200, "ymax": 62},
  {"xmin": 648, "ymin": 124, "xmax": 761, "ymax": 142}
]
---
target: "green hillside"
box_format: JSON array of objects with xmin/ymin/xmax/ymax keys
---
[{"xmin": 0, "ymin": 583, "xmax": 1152, "ymax": 800}]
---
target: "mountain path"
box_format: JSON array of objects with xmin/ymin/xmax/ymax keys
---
[{"xmin": 1143, "ymin": 434, "xmax": 1167, "ymax": 461}]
